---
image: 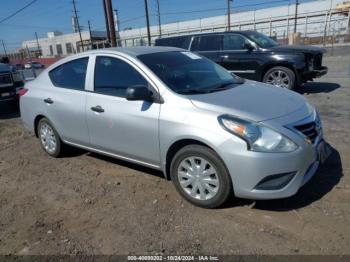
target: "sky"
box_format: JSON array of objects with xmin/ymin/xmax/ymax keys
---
[{"xmin": 0, "ymin": 0, "xmax": 315, "ymax": 52}]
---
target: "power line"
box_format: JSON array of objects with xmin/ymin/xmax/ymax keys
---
[{"xmin": 0, "ymin": 0, "xmax": 39, "ymax": 24}]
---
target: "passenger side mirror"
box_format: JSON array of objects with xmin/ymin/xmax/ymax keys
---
[
  {"xmin": 126, "ymin": 85, "xmax": 155, "ymax": 102},
  {"xmin": 244, "ymin": 42, "xmax": 254, "ymax": 52}
]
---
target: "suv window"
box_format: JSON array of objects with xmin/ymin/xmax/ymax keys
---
[
  {"xmin": 191, "ymin": 35, "xmax": 222, "ymax": 51},
  {"xmin": 94, "ymin": 56, "xmax": 148, "ymax": 98},
  {"xmin": 223, "ymin": 34, "xmax": 249, "ymax": 50},
  {"xmin": 156, "ymin": 36, "xmax": 191, "ymax": 49},
  {"xmin": 49, "ymin": 57, "xmax": 88, "ymax": 90}
]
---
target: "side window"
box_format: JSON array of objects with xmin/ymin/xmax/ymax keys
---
[
  {"xmin": 223, "ymin": 34, "xmax": 249, "ymax": 50},
  {"xmin": 94, "ymin": 56, "xmax": 148, "ymax": 98},
  {"xmin": 191, "ymin": 35, "xmax": 222, "ymax": 51},
  {"xmin": 49, "ymin": 57, "xmax": 88, "ymax": 90}
]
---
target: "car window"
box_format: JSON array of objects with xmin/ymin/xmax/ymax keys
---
[
  {"xmin": 191, "ymin": 35, "xmax": 222, "ymax": 51},
  {"xmin": 223, "ymin": 34, "xmax": 249, "ymax": 50},
  {"xmin": 156, "ymin": 36, "xmax": 191, "ymax": 49},
  {"xmin": 94, "ymin": 56, "xmax": 148, "ymax": 98},
  {"xmin": 244, "ymin": 31, "xmax": 279, "ymax": 48},
  {"xmin": 138, "ymin": 51, "xmax": 241, "ymax": 95},
  {"xmin": 49, "ymin": 57, "xmax": 88, "ymax": 90}
]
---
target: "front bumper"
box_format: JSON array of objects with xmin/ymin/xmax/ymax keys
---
[
  {"xmin": 218, "ymin": 111, "xmax": 330, "ymax": 200},
  {"xmin": 313, "ymin": 66, "xmax": 328, "ymax": 78},
  {"xmin": 301, "ymin": 66, "xmax": 328, "ymax": 82}
]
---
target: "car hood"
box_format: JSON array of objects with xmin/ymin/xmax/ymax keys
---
[
  {"xmin": 267, "ymin": 44, "xmax": 326, "ymax": 54},
  {"xmin": 188, "ymin": 80, "xmax": 308, "ymax": 122},
  {"xmin": 0, "ymin": 63, "xmax": 11, "ymax": 73}
]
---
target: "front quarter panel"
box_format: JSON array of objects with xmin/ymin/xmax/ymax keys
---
[{"xmin": 159, "ymin": 90, "xmax": 247, "ymax": 172}]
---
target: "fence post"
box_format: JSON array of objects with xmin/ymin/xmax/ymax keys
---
[
  {"xmin": 323, "ymin": 11, "xmax": 328, "ymax": 46},
  {"xmin": 347, "ymin": 10, "xmax": 350, "ymax": 33},
  {"xmin": 327, "ymin": 11, "xmax": 332, "ymax": 37},
  {"xmin": 286, "ymin": 16, "xmax": 289, "ymax": 41},
  {"xmin": 269, "ymin": 17, "xmax": 272, "ymax": 37},
  {"xmin": 304, "ymin": 16, "xmax": 308, "ymax": 37}
]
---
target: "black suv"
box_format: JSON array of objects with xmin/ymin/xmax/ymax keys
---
[
  {"xmin": 0, "ymin": 57, "xmax": 24, "ymax": 103},
  {"xmin": 155, "ymin": 31, "xmax": 328, "ymax": 89}
]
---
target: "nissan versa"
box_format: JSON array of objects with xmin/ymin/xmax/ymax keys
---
[{"xmin": 20, "ymin": 47, "xmax": 330, "ymax": 208}]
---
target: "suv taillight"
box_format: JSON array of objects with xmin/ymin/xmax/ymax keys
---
[{"xmin": 18, "ymin": 88, "xmax": 28, "ymax": 97}]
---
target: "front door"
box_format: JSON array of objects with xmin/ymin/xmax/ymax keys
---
[
  {"xmin": 85, "ymin": 55, "xmax": 161, "ymax": 167},
  {"xmin": 219, "ymin": 33, "xmax": 261, "ymax": 81}
]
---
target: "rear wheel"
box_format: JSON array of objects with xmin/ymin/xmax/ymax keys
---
[
  {"xmin": 263, "ymin": 66, "xmax": 296, "ymax": 90},
  {"xmin": 37, "ymin": 118, "xmax": 62, "ymax": 157},
  {"xmin": 170, "ymin": 145, "xmax": 233, "ymax": 208}
]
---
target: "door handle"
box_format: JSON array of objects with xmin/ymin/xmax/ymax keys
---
[
  {"xmin": 91, "ymin": 105, "xmax": 105, "ymax": 113},
  {"xmin": 44, "ymin": 98, "xmax": 53, "ymax": 104},
  {"xmin": 221, "ymin": 55, "xmax": 229, "ymax": 59}
]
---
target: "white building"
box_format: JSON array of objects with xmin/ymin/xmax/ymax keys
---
[
  {"xmin": 22, "ymin": 30, "xmax": 108, "ymax": 58},
  {"xmin": 119, "ymin": 0, "xmax": 349, "ymax": 46},
  {"xmin": 21, "ymin": 0, "xmax": 349, "ymax": 56}
]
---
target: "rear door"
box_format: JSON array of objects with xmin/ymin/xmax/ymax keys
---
[
  {"xmin": 45, "ymin": 56, "xmax": 90, "ymax": 145},
  {"xmin": 219, "ymin": 33, "xmax": 261, "ymax": 80},
  {"xmin": 190, "ymin": 34, "xmax": 222, "ymax": 64},
  {"xmin": 85, "ymin": 55, "xmax": 161, "ymax": 167}
]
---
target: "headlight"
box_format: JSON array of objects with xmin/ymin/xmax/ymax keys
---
[{"xmin": 218, "ymin": 115, "xmax": 298, "ymax": 153}]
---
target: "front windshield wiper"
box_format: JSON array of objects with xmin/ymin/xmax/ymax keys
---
[
  {"xmin": 204, "ymin": 80, "xmax": 244, "ymax": 93},
  {"xmin": 177, "ymin": 89, "xmax": 210, "ymax": 94}
]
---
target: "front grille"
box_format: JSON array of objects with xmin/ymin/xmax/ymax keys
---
[
  {"xmin": 294, "ymin": 121, "xmax": 318, "ymax": 144},
  {"xmin": 0, "ymin": 73, "xmax": 13, "ymax": 87},
  {"xmin": 313, "ymin": 54, "xmax": 322, "ymax": 69}
]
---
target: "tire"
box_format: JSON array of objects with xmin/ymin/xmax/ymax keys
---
[
  {"xmin": 170, "ymin": 145, "xmax": 233, "ymax": 208},
  {"xmin": 263, "ymin": 66, "xmax": 296, "ymax": 90},
  {"xmin": 37, "ymin": 118, "xmax": 63, "ymax": 157}
]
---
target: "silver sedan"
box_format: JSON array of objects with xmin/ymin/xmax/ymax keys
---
[{"xmin": 20, "ymin": 47, "xmax": 329, "ymax": 208}]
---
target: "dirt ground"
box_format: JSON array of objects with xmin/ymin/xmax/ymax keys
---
[{"xmin": 0, "ymin": 56, "xmax": 350, "ymax": 255}]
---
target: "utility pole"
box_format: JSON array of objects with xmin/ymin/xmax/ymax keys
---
[
  {"xmin": 1, "ymin": 40, "xmax": 7, "ymax": 56},
  {"xmin": 72, "ymin": 0, "xmax": 84, "ymax": 52},
  {"xmin": 88, "ymin": 20, "xmax": 93, "ymax": 49},
  {"xmin": 102, "ymin": 0, "xmax": 111, "ymax": 44},
  {"xmin": 114, "ymin": 9, "xmax": 120, "ymax": 32},
  {"xmin": 156, "ymin": 0, "xmax": 162, "ymax": 37},
  {"xmin": 26, "ymin": 45, "xmax": 36, "ymax": 78},
  {"xmin": 104, "ymin": 0, "xmax": 117, "ymax": 47},
  {"xmin": 227, "ymin": 0, "xmax": 233, "ymax": 31},
  {"xmin": 293, "ymin": 0, "xmax": 299, "ymax": 33},
  {"xmin": 34, "ymin": 32, "xmax": 41, "ymax": 57},
  {"xmin": 144, "ymin": 0, "xmax": 151, "ymax": 46}
]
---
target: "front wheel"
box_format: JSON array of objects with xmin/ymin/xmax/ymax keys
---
[
  {"xmin": 170, "ymin": 145, "xmax": 233, "ymax": 208},
  {"xmin": 263, "ymin": 66, "xmax": 296, "ymax": 90}
]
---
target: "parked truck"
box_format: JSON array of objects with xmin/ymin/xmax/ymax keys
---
[{"xmin": 0, "ymin": 56, "xmax": 24, "ymax": 103}]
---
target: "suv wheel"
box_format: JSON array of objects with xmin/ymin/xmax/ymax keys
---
[
  {"xmin": 37, "ymin": 118, "xmax": 62, "ymax": 157},
  {"xmin": 170, "ymin": 145, "xmax": 233, "ymax": 208},
  {"xmin": 263, "ymin": 66, "xmax": 296, "ymax": 90}
]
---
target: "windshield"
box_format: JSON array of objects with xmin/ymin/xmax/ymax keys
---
[
  {"xmin": 245, "ymin": 31, "xmax": 279, "ymax": 48},
  {"xmin": 138, "ymin": 51, "xmax": 243, "ymax": 94}
]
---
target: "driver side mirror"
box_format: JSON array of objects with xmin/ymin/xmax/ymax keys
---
[
  {"xmin": 126, "ymin": 85, "xmax": 162, "ymax": 103},
  {"xmin": 244, "ymin": 42, "xmax": 254, "ymax": 52}
]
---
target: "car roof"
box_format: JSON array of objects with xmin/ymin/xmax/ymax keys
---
[
  {"xmin": 80, "ymin": 46, "xmax": 185, "ymax": 58},
  {"xmin": 156, "ymin": 30, "xmax": 255, "ymax": 41}
]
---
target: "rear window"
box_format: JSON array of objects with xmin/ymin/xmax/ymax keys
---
[
  {"xmin": 155, "ymin": 36, "xmax": 191, "ymax": 49},
  {"xmin": 191, "ymin": 35, "xmax": 223, "ymax": 51},
  {"xmin": 49, "ymin": 57, "xmax": 88, "ymax": 91}
]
